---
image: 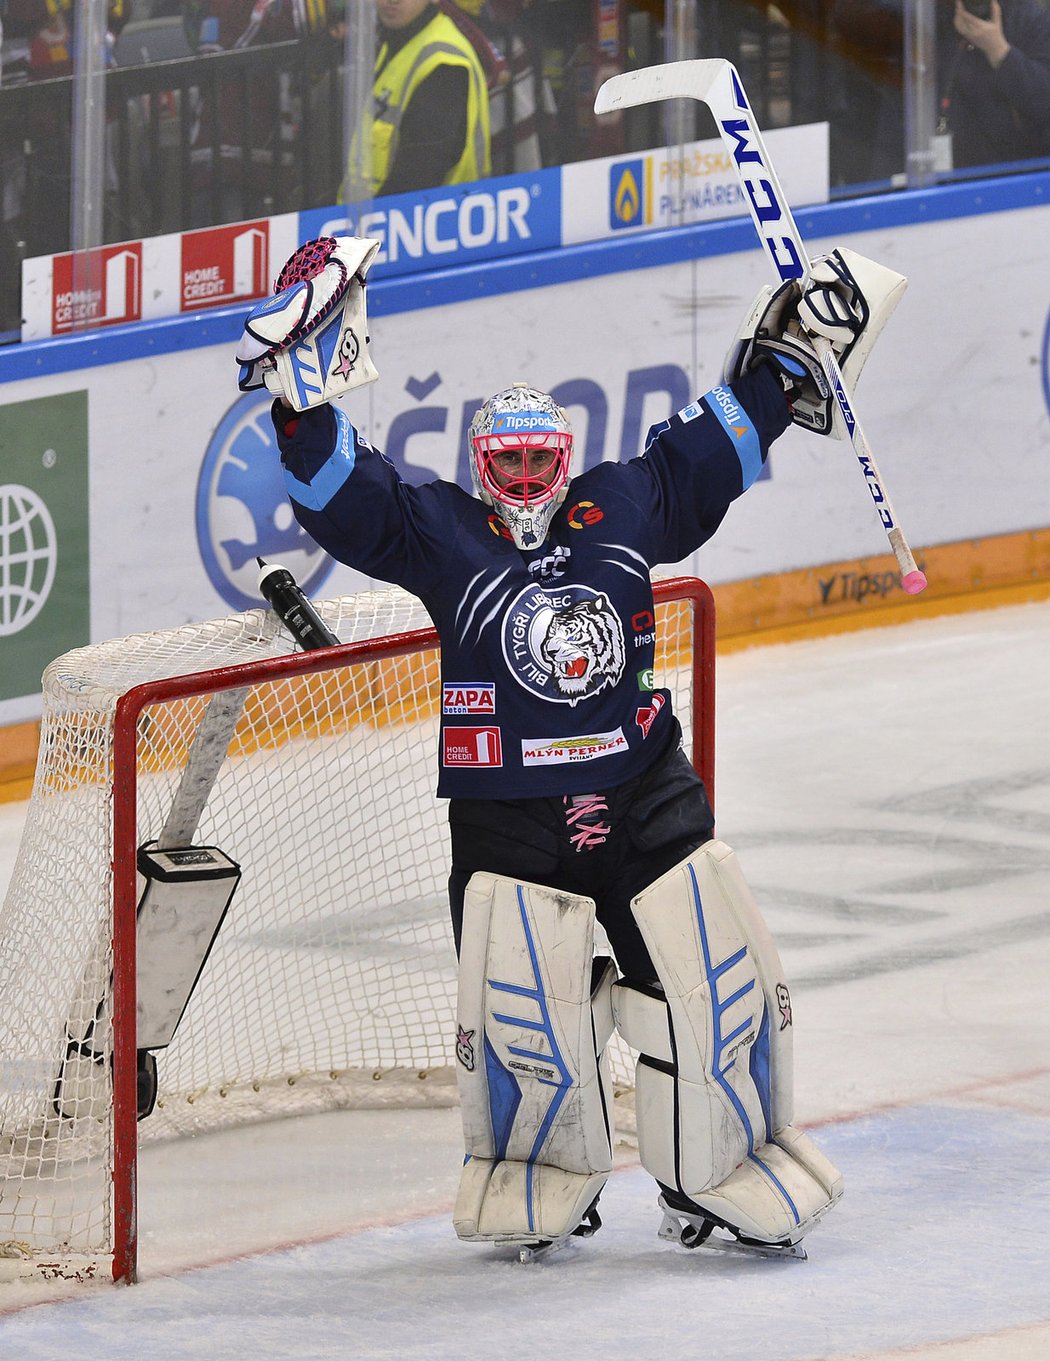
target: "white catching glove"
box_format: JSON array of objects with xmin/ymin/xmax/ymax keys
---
[
  {"xmin": 235, "ymin": 236, "xmax": 381, "ymax": 412},
  {"xmin": 724, "ymin": 246, "xmax": 907, "ymax": 438}
]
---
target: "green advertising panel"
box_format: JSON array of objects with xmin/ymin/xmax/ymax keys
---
[{"xmin": 0, "ymin": 391, "xmax": 90, "ymax": 702}]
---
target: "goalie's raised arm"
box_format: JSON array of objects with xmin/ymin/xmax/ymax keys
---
[
  {"xmin": 724, "ymin": 246, "xmax": 907, "ymax": 440},
  {"xmin": 235, "ymin": 236, "xmax": 381, "ymax": 411}
]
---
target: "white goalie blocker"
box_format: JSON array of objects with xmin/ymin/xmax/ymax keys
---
[
  {"xmin": 614, "ymin": 840, "xmax": 843, "ymax": 1248},
  {"xmin": 454, "ymin": 873, "xmax": 616, "ymax": 1248}
]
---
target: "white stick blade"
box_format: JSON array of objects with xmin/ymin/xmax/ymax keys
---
[{"xmin": 594, "ymin": 59, "xmax": 733, "ymax": 115}]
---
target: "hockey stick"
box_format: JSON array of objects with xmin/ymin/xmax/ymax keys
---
[{"xmin": 594, "ymin": 60, "xmax": 927, "ymax": 595}]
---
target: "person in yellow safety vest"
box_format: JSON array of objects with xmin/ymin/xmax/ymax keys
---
[{"xmin": 345, "ymin": 0, "xmax": 491, "ymax": 198}]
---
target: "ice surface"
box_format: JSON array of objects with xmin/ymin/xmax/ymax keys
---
[{"xmin": 1, "ymin": 601, "xmax": 1048, "ymax": 1359}]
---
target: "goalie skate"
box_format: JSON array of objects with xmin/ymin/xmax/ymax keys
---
[
  {"xmin": 656, "ymin": 1195, "xmax": 808, "ymax": 1261},
  {"xmin": 515, "ymin": 1202, "xmax": 603, "ymax": 1264}
]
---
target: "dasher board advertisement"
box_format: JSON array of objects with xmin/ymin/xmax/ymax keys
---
[{"xmin": 21, "ymin": 127, "xmax": 828, "ymax": 341}]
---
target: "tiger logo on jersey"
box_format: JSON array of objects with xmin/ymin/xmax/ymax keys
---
[
  {"xmin": 502, "ymin": 583, "xmax": 626, "ymax": 706},
  {"xmin": 541, "ymin": 595, "xmax": 625, "ymax": 702}
]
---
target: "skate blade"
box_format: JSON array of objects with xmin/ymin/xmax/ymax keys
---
[
  {"xmin": 514, "ymin": 1204, "xmax": 602, "ymax": 1262},
  {"xmin": 516, "ymin": 1236, "xmax": 571, "ymax": 1264},
  {"xmin": 696, "ymin": 1232, "xmax": 807, "ymax": 1262},
  {"xmin": 658, "ymin": 1211, "xmax": 807, "ymax": 1261}
]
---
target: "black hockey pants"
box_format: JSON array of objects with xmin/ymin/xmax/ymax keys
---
[{"xmin": 447, "ymin": 737, "xmax": 714, "ymax": 982}]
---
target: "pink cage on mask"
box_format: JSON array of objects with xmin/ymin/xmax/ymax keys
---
[{"xmin": 470, "ymin": 429, "xmax": 574, "ymax": 510}]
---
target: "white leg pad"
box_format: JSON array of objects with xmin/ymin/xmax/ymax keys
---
[
  {"xmin": 683, "ymin": 1127, "xmax": 844, "ymax": 1244},
  {"xmin": 614, "ymin": 840, "xmax": 843, "ymax": 1245},
  {"xmin": 455, "ymin": 1158, "xmax": 610, "ymax": 1245},
  {"xmin": 453, "ymin": 871, "xmax": 615, "ymax": 1244}
]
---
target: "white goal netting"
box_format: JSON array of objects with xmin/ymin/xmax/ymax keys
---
[{"xmin": 0, "ymin": 583, "xmax": 701, "ymax": 1280}]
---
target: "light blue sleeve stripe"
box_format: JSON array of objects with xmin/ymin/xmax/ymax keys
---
[
  {"xmin": 282, "ymin": 407, "xmax": 358, "ymax": 511},
  {"xmin": 700, "ymin": 385, "xmax": 764, "ymax": 491}
]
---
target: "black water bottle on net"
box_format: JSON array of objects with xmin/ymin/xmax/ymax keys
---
[{"xmin": 257, "ymin": 558, "xmax": 340, "ymax": 651}]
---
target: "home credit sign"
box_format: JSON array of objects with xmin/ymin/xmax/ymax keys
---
[
  {"xmin": 181, "ymin": 222, "xmax": 271, "ymax": 311},
  {"xmin": 20, "ymin": 212, "xmax": 299, "ymax": 341},
  {"xmin": 50, "ymin": 245, "xmax": 143, "ymax": 334}
]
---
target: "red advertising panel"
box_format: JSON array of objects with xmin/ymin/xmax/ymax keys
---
[
  {"xmin": 51, "ymin": 246, "xmax": 144, "ymax": 334},
  {"xmin": 181, "ymin": 222, "xmax": 271, "ymax": 311}
]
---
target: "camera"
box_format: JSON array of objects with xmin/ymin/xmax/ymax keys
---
[{"xmin": 963, "ymin": 0, "xmax": 992, "ymax": 18}]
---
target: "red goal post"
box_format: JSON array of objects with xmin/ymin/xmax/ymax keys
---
[{"xmin": 0, "ymin": 577, "xmax": 714, "ymax": 1285}]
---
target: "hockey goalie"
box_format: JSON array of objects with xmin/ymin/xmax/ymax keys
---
[{"xmin": 236, "ymin": 231, "xmax": 906, "ymax": 1260}]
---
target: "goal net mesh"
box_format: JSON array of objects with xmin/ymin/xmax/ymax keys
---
[{"xmin": 0, "ymin": 584, "xmax": 699, "ymax": 1272}]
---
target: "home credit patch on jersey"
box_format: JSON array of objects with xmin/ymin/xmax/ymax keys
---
[
  {"xmin": 443, "ymin": 727, "xmax": 503, "ymax": 767},
  {"xmin": 442, "ymin": 683, "xmax": 496, "ymax": 715}
]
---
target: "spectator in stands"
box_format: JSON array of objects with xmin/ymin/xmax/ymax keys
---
[
  {"xmin": 1, "ymin": 0, "xmax": 126, "ymax": 256},
  {"xmin": 326, "ymin": 0, "xmax": 346, "ymax": 43},
  {"xmin": 447, "ymin": 0, "xmax": 555, "ymax": 174},
  {"xmin": 184, "ymin": 0, "xmax": 327, "ymax": 52},
  {"xmin": 827, "ymin": 0, "xmax": 1050, "ymax": 183},
  {"xmin": 344, "ymin": 0, "xmax": 490, "ymax": 198},
  {"xmin": 825, "ymin": 0, "xmax": 907, "ymax": 186},
  {"xmin": 9, "ymin": 0, "xmax": 126, "ymax": 77},
  {"xmin": 184, "ymin": 0, "xmax": 332, "ymax": 225},
  {"xmin": 941, "ymin": 0, "xmax": 1050, "ymax": 168}
]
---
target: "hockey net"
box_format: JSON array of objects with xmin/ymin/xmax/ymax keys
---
[{"xmin": 0, "ymin": 577, "xmax": 713, "ymax": 1283}]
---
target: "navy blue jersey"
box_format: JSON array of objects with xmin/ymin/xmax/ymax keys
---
[{"xmin": 275, "ymin": 366, "xmax": 789, "ymax": 798}]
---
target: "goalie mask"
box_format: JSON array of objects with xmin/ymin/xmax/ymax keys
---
[{"xmin": 468, "ymin": 384, "xmax": 573, "ymax": 550}]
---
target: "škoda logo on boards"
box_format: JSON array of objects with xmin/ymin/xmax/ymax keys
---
[{"xmin": 196, "ymin": 392, "xmax": 334, "ymax": 611}]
